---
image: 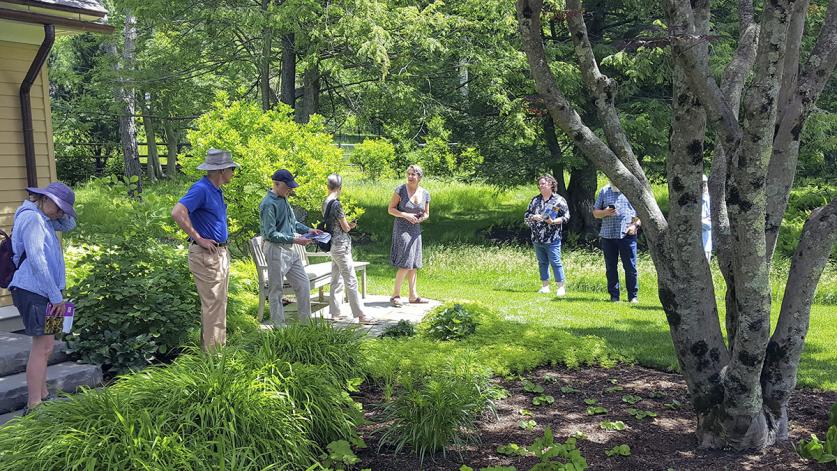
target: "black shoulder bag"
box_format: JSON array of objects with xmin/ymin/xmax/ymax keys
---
[{"xmin": 315, "ymin": 199, "xmax": 338, "ymax": 252}]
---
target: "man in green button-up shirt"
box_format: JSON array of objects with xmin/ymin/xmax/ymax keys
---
[{"xmin": 259, "ymin": 169, "xmax": 320, "ymax": 326}]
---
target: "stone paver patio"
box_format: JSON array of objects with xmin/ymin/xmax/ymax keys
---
[
  {"xmin": 328, "ymin": 294, "xmax": 441, "ymax": 336},
  {"xmin": 261, "ymin": 294, "xmax": 441, "ymax": 337}
]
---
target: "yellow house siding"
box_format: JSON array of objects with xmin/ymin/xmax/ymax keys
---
[{"xmin": 0, "ymin": 39, "xmax": 58, "ymax": 308}]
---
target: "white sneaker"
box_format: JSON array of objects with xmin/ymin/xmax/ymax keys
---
[
  {"xmin": 538, "ymin": 286, "xmax": 551, "ymax": 294},
  {"xmin": 556, "ymin": 286, "xmax": 566, "ymax": 297}
]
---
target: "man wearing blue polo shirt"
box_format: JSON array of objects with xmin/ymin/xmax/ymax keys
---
[
  {"xmin": 171, "ymin": 149, "xmax": 240, "ymax": 350},
  {"xmin": 593, "ymin": 181, "xmax": 641, "ymax": 303}
]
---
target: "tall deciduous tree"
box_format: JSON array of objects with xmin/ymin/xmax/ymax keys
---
[
  {"xmin": 110, "ymin": 11, "xmax": 143, "ymax": 194},
  {"xmin": 516, "ymin": 0, "xmax": 837, "ymax": 450},
  {"xmin": 140, "ymin": 91, "xmax": 163, "ymax": 180}
]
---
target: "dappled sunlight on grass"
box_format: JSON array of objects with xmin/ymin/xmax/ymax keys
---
[
  {"xmin": 66, "ymin": 178, "xmax": 837, "ymax": 391},
  {"xmin": 361, "ymin": 242, "xmax": 836, "ymax": 388}
]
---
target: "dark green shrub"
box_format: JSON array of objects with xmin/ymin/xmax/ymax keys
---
[
  {"xmin": 66, "ymin": 240, "xmax": 200, "ymax": 374},
  {"xmin": 379, "ymin": 319, "xmax": 416, "ymax": 338},
  {"xmin": 0, "ymin": 351, "xmax": 317, "ymax": 470},
  {"xmin": 250, "ymin": 320, "xmax": 366, "ymax": 386},
  {"xmin": 417, "ymin": 116, "xmax": 456, "ymax": 177},
  {"xmin": 377, "ymin": 370, "xmax": 494, "ymax": 461},
  {"xmin": 103, "ymin": 154, "xmax": 125, "ymax": 177},
  {"xmin": 423, "ymin": 303, "xmax": 478, "ymax": 341},
  {"xmin": 55, "ymin": 151, "xmax": 96, "ymax": 186}
]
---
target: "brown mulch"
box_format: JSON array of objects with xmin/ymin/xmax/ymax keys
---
[{"xmin": 355, "ymin": 364, "xmax": 836, "ymax": 470}]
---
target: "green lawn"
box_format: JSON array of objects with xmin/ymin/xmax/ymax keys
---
[
  {"xmin": 68, "ymin": 177, "xmax": 837, "ymax": 390},
  {"xmin": 347, "ymin": 178, "xmax": 837, "ymax": 390}
]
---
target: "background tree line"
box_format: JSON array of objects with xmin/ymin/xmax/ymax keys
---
[{"xmin": 49, "ymin": 0, "xmax": 835, "ymax": 242}]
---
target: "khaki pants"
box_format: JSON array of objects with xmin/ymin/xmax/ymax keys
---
[
  {"xmin": 329, "ymin": 241, "xmax": 365, "ymax": 318},
  {"xmin": 188, "ymin": 244, "xmax": 230, "ymax": 350},
  {"xmin": 264, "ymin": 241, "xmax": 311, "ymax": 326}
]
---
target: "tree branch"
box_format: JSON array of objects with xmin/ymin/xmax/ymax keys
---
[
  {"xmin": 564, "ymin": 0, "xmax": 649, "ymax": 186},
  {"xmin": 710, "ymin": 0, "xmax": 759, "ymax": 350},
  {"xmin": 722, "ymin": 0, "xmax": 796, "ymax": 440},
  {"xmin": 515, "ymin": 0, "xmax": 666, "ymax": 239},
  {"xmin": 765, "ymin": 0, "xmax": 837, "ymax": 259},
  {"xmin": 665, "ymin": 0, "xmax": 743, "ymax": 156},
  {"xmin": 666, "ymin": 0, "xmax": 711, "ymax": 271},
  {"xmin": 762, "ymin": 197, "xmax": 837, "ymax": 440}
]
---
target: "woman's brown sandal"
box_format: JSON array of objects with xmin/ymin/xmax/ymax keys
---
[
  {"xmin": 390, "ymin": 296, "xmax": 403, "ymax": 307},
  {"xmin": 358, "ymin": 314, "xmax": 379, "ymax": 325},
  {"xmin": 409, "ymin": 297, "xmax": 429, "ymax": 304}
]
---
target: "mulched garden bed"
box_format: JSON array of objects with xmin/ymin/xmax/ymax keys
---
[{"xmin": 356, "ymin": 364, "xmax": 836, "ymax": 470}]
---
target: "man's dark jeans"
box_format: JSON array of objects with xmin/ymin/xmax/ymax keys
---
[{"xmin": 601, "ymin": 235, "xmax": 638, "ymax": 301}]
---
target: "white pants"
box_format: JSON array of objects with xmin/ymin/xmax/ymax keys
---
[
  {"xmin": 329, "ymin": 241, "xmax": 365, "ymax": 318},
  {"xmin": 264, "ymin": 241, "xmax": 311, "ymax": 326}
]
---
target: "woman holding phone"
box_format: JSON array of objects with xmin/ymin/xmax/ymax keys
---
[
  {"xmin": 387, "ymin": 164, "xmax": 431, "ymax": 307},
  {"xmin": 8, "ymin": 182, "xmax": 77, "ymax": 413},
  {"xmin": 524, "ymin": 174, "xmax": 570, "ymax": 296}
]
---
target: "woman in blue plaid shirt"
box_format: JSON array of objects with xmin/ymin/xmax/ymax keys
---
[{"xmin": 524, "ymin": 175, "xmax": 570, "ymax": 297}]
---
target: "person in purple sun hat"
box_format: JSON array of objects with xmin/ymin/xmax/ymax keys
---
[{"xmin": 7, "ymin": 181, "xmax": 77, "ymax": 413}]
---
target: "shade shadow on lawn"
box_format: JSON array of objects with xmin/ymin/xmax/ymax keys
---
[{"xmin": 564, "ymin": 319, "xmax": 679, "ymax": 372}]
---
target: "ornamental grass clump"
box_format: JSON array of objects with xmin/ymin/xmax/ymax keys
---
[
  {"xmin": 377, "ymin": 369, "xmax": 495, "ymax": 462},
  {"xmin": 257, "ymin": 360, "xmax": 363, "ymax": 447},
  {"xmin": 250, "ymin": 320, "xmax": 366, "ymax": 385},
  {"xmin": 0, "ymin": 351, "xmax": 317, "ymax": 470}
]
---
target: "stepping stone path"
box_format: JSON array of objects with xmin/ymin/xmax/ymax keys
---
[
  {"xmin": 0, "ymin": 331, "xmax": 102, "ymax": 426},
  {"xmin": 1, "ymin": 295, "xmax": 437, "ymax": 426}
]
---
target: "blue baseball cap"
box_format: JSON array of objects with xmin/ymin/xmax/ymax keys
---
[{"xmin": 271, "ymin": 169, "xmax": 298, "ymax": 188}]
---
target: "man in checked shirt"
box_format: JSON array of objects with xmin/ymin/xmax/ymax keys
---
[{"xmin": 593, "ymin": 180, "xmax": 641, "ymax": 303}]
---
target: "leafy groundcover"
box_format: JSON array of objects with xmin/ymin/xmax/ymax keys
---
[{"xmin": 356, "ymin": 365, "xmax": 837, "ymax": 471}]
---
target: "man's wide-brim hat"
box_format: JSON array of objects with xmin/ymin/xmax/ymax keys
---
[
  {"xmin": 197, "ymin": 148, "xmax": 241, "ymax": 171},
  {"xmin": 27, "ymin": 181, "xmax": 76, "ymax": 218}
]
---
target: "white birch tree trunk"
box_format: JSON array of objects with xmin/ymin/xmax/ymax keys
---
[{"xmin": 108, "ymin": 11, "xmax": 142, "ymax": 196}]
